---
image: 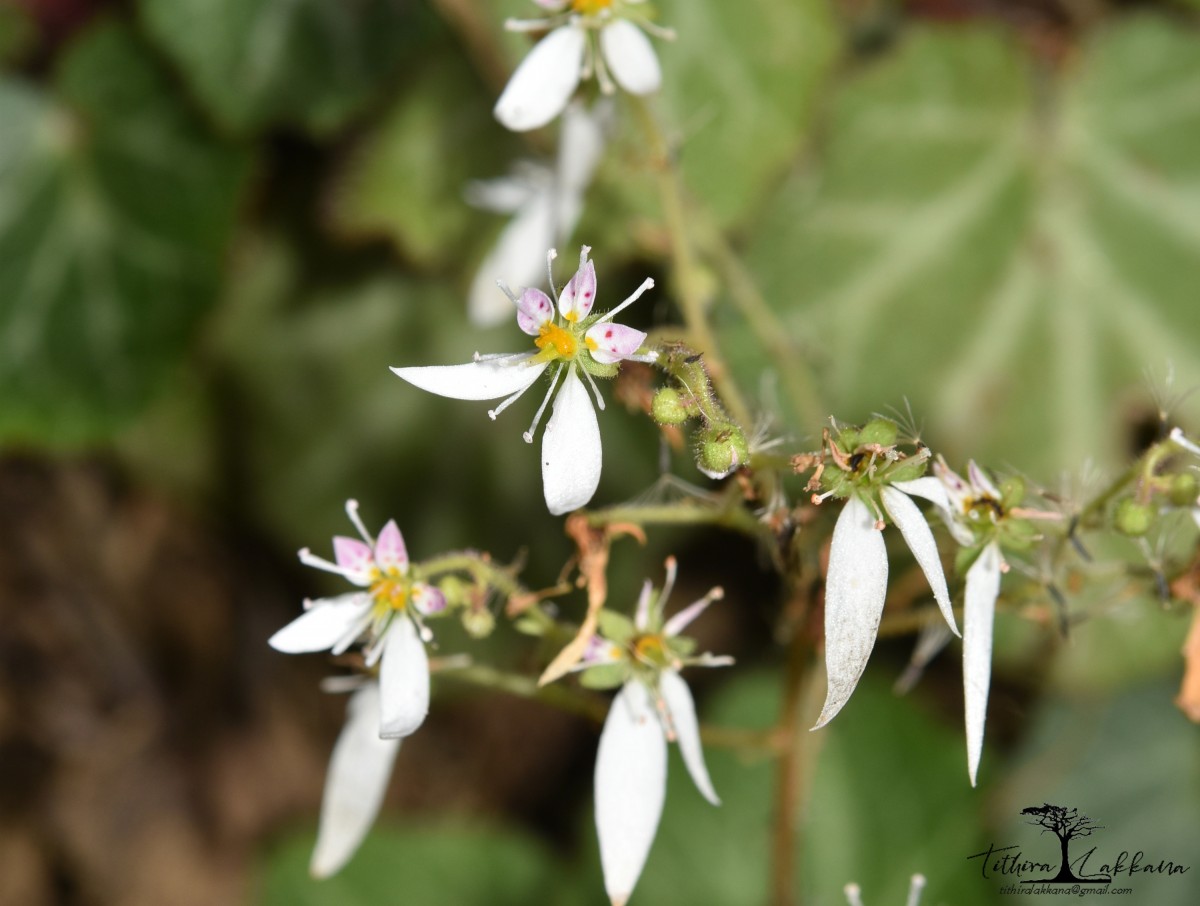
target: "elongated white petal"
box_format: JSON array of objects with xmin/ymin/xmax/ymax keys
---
[
  {"xmin": 379, "ymin": 617, "xmax": 430, "ymax": 739},
  {"xmin": 310, "ymin": 684, "xmax": 402, "ymax": 878},
  {"xmin": 269, "ymin": 595, "xmax": 372, "ymax": 653},
  {"xmin": 881, "ymin": 486, "xmax": 958, "ymax": 637},
  {"xmin": 557, "ymin": 100, "xmax": 607, "ymax": 193},
  {"xmin": 495, "ymin": 26, "xmax": 586, "ymax": 132},
  {"xmin": 659, "ymin": 671, "xmax": 719, "ymax": 806},
  {"xmin": 814, "ymin": 497, "xmax": 888, "ymax": 729},
  {"xmin": 599, "ymin": 21, "xmax": 661, "ymax": 95},
  {"xmin": 468, "ymin": 185, "xmax": 556, "ymax": 327},
  {"xmin": 596, "ymin": 681, "xmax": 667, "ymax": 906},
  {"xmin": 391, "ymin": 356, "xmax": 546, "ymax": 401},
  {"xmin": 890, "ymin": 476, "xmax": 950, "ymax": 511},
  {"xmin": 964, "ymin": 542, "xmax": 1001, "ymax": 787},
  {"xmin": 541, "ymin": 370, "xmax": 602, "ymax": 514}
]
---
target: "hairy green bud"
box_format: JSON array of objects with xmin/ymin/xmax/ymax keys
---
[
  {"xmin": 652, "ymin": 387, "xmax": 690, "ymax": 425},
  {"xmin": 461, "ymin": 606, "xmax": 496, "ymax": 639},
  {"xmin": 697, "ymin": 424, "xmax": 749, "ymax": 478},
  {"xmin": 1168, "ymin": 472, "xmax": 1199, "ymax": 508},
  {"xmin": 1114, "ymin": 497, "xmax": 1153, "ymax": 537}
]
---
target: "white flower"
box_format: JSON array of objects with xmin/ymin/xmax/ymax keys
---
[
  {"xmin": 845, "ymin": 874, "xmax": 927, "ymax": 906},
  {"xmin": 467, "ymin": 102, "xmax": 608, "ymax": 326},
  {"xmin": 495, "ymin": 0, "xmax": 672, "ymax": 132},
  {"xmin": 310, "ymin": 681, "xmax": 401, "ymax": 878},
  {"xmin": 934, "ymin": 459, "xmax": 1007, "ymax": 787},
  {"xmin": 268, "ymin": 500, "xmax": 446, "ymax": 739},
  {"xmin": 580, "ymin": 562, "xmax": 730, "ymax": 905},
  {"xmin": 815, "ymin": 477, "xmax": 958, "ymax": 729},
  {"xmin": 392, "ymin": 246, "xmax": 655, "ymax": 515}
]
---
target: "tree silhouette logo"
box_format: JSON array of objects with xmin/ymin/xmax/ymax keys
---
[{"xmin": 1019, "ymin": 803, "xmax": 1111, "ymax": 884}]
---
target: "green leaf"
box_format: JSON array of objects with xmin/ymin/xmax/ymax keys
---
[
  {"xmin": 0, "ymin": 22, "xmax": 250, "ymax": 444},
  {"xmin": 259, "ymin": 822, "xmax": 587, "ymax": 906},
  {"xmin": 138, "ymin": 0, "xmax": 421, "ymax": 136},
  {"xmin": 746, "ymin": 18, "xmax": 1200, "ymax": 476},
  {"xmin": 655, "ymin": 0, "xmax": 837, "ymax": 229},
  {"xmin": 327, "ymin": 52, "xmax": 516, "ymax": 268}
]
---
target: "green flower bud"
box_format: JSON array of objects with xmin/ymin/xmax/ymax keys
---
[
  {"xmin": 461, "ymin": 606, "xmax": 496, "ymax": 639},
  {"xmin": 1168, "ymin": 472, "xmax": 1199, "ymax": 508},
  {"xmin": 438, "ymin": 576, "xmax": 469, "ymax": 608},
  {"xmin": 652, "ymin": 386, "xmax": 690, "ymax": 425},
  {"xmin": 697, "ymin": 424, "xmax": 749, "ymax": 479},
  {"xmin": 1114, "ymin": 497, "xmax": 1153, "ymax": 537}
]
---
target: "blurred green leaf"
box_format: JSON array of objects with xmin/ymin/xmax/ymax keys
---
[
  {"xmin": 0, "ymin": 22, "xmax": 250, "ymax": 445},
  {"xmin": 139, "ymin": 0, "xmax": 421, "ymax": 136},
  {"xmin": 580, "ymin": 670, "xmax": 998, "ymax": 905},
  {"xmin": 0, "ymin": 3, "xmax": 35, "ymax": 65},
  {"xmin": 998, "ymin": 681, "xmax": 1200, "ymax": 906},
  {"xmin": 327, "ymin": 52, "xmax": 514, "ymax": 268},
  {"xmin": 259, "ymin": 822, "xmax": 587, "ymax": 906},
  {"xmin": 745, "ymin": 18, "xmax": 1200, "ymax": 475},
  {"xmin": 656, "ymin": 0, "xmax": 838, "ymax": 230}
]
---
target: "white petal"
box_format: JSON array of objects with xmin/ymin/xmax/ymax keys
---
[
  {"xmin": 890, "ymin": 476, "xmax": 950, "ymax": 511},
  {"xmin": 468, "ymin": 192, "xmax": 556, "ymax": 327},
  {"xmin": 814, "ymin": 497, "xmax": 888, "ymax": 729},
  {"xmin": 391, "ymin": 356, "xmax": 546, "ymax": 401},
  {"xmin": 659, "ymin": 671, "xmax": 719, "ymax": 806},
  {"xmin": 463, "ymin": 174, "xmax": 537, "ymax": 214},
  {"xmin": 595, "ymin": 681, "xmax": 667, "ymax": 906},
  {"xmin": 964, "ymin": 542, "xmax": 1001, "ymax": 787},
  {"xmin": 541, "ymin": 369, "xmax": 602, "ymax": 514},
  {"xmin": 268, "ymin": 595, "xmax": 371, "ymax": 653},
  {"xmin": 495, "ymin": 26, "xmax": 586, "ymax": 132},
  {"xmin": 557, "ymin": 101, "xmax": 607, "ymax": 193},
  {"xmin": 599, "ymin": 20, "xmax": 661, "ymax": 95},
  {"xmin": 881, "ymin": 486, "xmax": 958, "ymax": 637},
  {"xmin": 310, "ymin": 684, "xmax": 402, "ymax": 878},
  {"xmin": 379, "ymin": 617, "xmax": 430, "ymax": 739}
]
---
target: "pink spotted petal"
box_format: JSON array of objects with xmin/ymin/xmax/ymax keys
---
[
  {"xmin": 374, "ymin": 520, "xmax": 408, "ymax": 574},
  {"xmin": 586, "ymin": 322, "xmax": 646, "ymax": 365},
  {"xmin": 411, "ymin": 583, "xmax": 446, "ymax": 616},
  {"xmin": 558, "ymin": 258, "xmax": 597, "ymax": 322},
  {"xmin": 516, "ymin": 288, "xmax": 555, "ymax": 336},
  {"xmin": 334, "ymin": 537, "xmax": 374, "ymax": 586}
]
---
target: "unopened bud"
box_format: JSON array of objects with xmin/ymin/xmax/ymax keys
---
[
  {"xmin": 652, "ymin": 387, "xmax": 690, "ymax": 425},
  {"xmin": 1168, "ymin": 472, "xmax": 1199, "ymax": 508},
  {"xmin": 461, "ymin": 606, "xmax": 495, "ymax": 639},
  {"xmin": 1114, "ymin": 497, "xmax": 1153, "ymax": 537},
  {"xmin": 697, "ymin": 424, "xmax": 749, "ymax": 479}
]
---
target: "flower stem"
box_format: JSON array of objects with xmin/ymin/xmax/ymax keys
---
[{"xmin": 630, "ymin": 96, "xmax": 753, "ymax": 430}]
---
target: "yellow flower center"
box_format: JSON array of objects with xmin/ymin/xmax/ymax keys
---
[
  {"xmin": 572, "ymin": 0, "xmax": 613, "ymax": 14},
  {"xmin": 632, "ymin": 633, "xmax": 667, "ymax": 664},
  {"xmin": 370, "ymin": 570, "xmax": 409, "ymax": 616},
  {"xmin": 966, "ymin": 496, "xmax": 1004, "ymax": 523},
  {"xmin": 534, "ymin": 322, "xmax": 579, "ymax": 360}
]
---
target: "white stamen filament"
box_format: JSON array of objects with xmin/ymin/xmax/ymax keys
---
[
  {"xmin": 581, "ymin": 366, "xmax": 606, "ymax": 411},
  {"xmin": 580, "ymin": 34, "xmax": 594, "ymax": 80},
  {"xmin": 843, "ymin": 883, "xmax": 865, "ymax": 906},
  {"xmin": 298, "ymin": 548, "xmax": 361, "ymax": 581},
  {"xmin": 660, "ymin": 555, "xmax": 678, "ymax": 609},
  {"xmin": 523, "ymin": 365, "xmax": 565, "ymax": 442},
  {"xmin": 593, "ymin": 38, "xmax": 616, "ymax": 94},
  {"xmin": 496, "ymin": 280, "xmax": 520, "ymax": 304},
  {"xmin": 596, "ymin": 277, "xmax": 654, "ymax": 324},
  {"xmin": 331, "ymin": 608, "xmax": 374, "ymax": 656},
  {"xmin": 344, "ymin": 498, "xmax": 373, "ymax": 546},
  {"xmin": 505, "ymin": 17, "xmax": 555, "ymax": 32},
  {"xmin": 545, "ymin": 248, "xmax": 559, "ymax": 305},
  {"xmin": 906, "ymin": 874, "xmax": 927, "ymax": 906},
  {"xmin": 638, "ymin": 19, "xmax": 676, "ymax": 40},
  {"xmin": 488, "ymin": 377, "xmax": 538, "ymax": 421}
]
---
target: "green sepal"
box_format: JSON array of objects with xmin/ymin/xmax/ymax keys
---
[
  {"xmin": 667, "ymin": 635, "xmax": 697, "ymax": 659},
  {"xmin": 999, "ymin": 517, "xmax": 1036, "ymax": 551},
  {"xmin": 1000, "ymin": 476, "xmax": 1027, "ymax": 509},
  {"xmin": 579, "ymin": 356, "xmax": 618, "ymax": 379},
  {"xmin": 835, "ymin": 428, "xmax": 861, "ymax": 452},
  {"xmin": 857, "ymin": 418, "xmax": 898, "ymax": 448},
  {"xmin": 597, "ymin": 609, "xmax": 637, "ymax": 644},
  {"xmin": 883, "ymin": 457, "xmax": 929, "ymax": 485},
  {"xmin": 513, "ymin": 615, "xmax": 546, "ymax": 637},
  {"xmin": 579, "ymin": 663, "xmax": 629, "ymax": 690}
]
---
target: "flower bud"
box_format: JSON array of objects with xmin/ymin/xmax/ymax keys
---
[
  {"xmin": 1168, "ymin": 472, "xmax": 1199, "ymax": 508},
  {"xmin": 1114, "ymin": 497, "xmax": 1153, "ymax": 537},
  {"xmin": 652, "ymin": 387, "xmax": 690, "ymax": 425},
  {"xmin": 461, "ymin": 606, "xmax": 496, "ymax": 639},
  {"xmin": 697, "ymin": 424, "xmax": 749, "ymax": 479},
  {"xmin": 438, "ymin": 576, "xmax": 469, "ymax": 609}
]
